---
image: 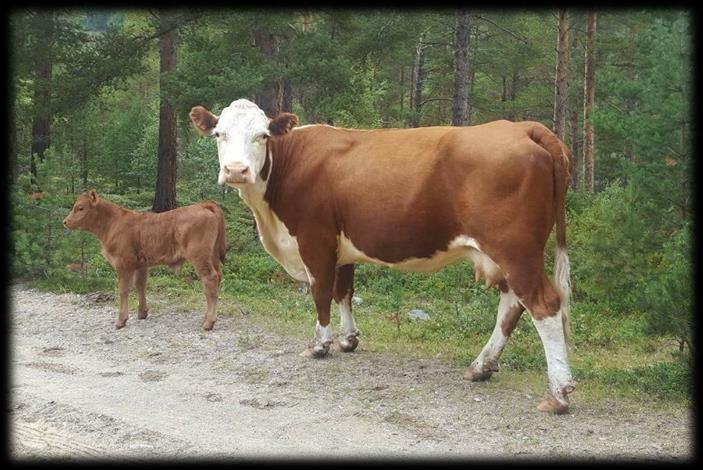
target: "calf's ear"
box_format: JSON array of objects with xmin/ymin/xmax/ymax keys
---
[
  {"xmin": 189, "ymin": 105, "xmax": 219, "ymax": 136},
  {"xmin": 88, "ymin": 189, "xmax": 99, "ymax": 205},
  {"xmin": 268, "ymin": 113, "xmax": 299, "ymax": 136}
]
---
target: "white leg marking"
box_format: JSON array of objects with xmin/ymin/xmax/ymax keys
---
[
  {"xmin": 337, "ymin": 294, "xmax": 359, "ymax": 337},
  {"xmin": 315, "ymin": 320, "xmax": 334, "ymax": 346},
  {"xmin": 471, "ymin": 289, "xmax": 519, "ymax": 373},
  {"xmin": 532, "ymin": 311, "xmax": 575, "ymax": 402}
]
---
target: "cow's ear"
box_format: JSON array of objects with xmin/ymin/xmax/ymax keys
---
[
  {"xmin": 268, "ymin": 113, "xmax": 299, "ymax": 136},
  {"xmin": 189, "ymin": 105, "xmax": 219, "ymax": 136},
  {"xmin": 88, "ymin": 189, "xmax": 99, "ymax": 206}
]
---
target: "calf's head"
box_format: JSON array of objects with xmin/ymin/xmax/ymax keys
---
[
  {"xmin": 63, "ymin": 190, "xmax": 100, "ymax": 230},
  {"xmin": 189, "ymin": 99, "xmax": 298, "ymax": 186}
]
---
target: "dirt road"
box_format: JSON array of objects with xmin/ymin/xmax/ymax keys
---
[{"xmin": 9, "ymin": 286, "xmax": 692, "ymax": 461}]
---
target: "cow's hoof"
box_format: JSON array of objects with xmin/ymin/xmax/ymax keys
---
[
  {"xmin": 463, "ymin": 361, "xmax": 495, "ymax": 381},
  {"xmin": 137, "ymin": 308, "xmax": 149, "ymax": 320},
  {"xmin": 338, "ymin": 334, "xmax": 359, "ymax": 352},
  {"xmin": 536, "ymin": 389, "xmax": 571, "ymax": 415},
  {"xmin": 301, "ymin": 342, "xmax": 331, "ymax": 358},
  {"xmin": 115, "ymin": 319, "xmax": 127, "ymax": 329},
  {"xmin": 202, "ymin": 321, "xmax": 215, "ymax": 331}
]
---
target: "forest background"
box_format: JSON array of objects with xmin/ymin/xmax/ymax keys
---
[{"xmin": 8, "ymin": 9, "xmax": 693, "ymax": 403}]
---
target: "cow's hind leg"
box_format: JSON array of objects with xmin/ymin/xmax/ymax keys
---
[
  {"xmin": 333, "ymin": 264, "xmax": 360, "ymax": 352},
  {"xmin": 135, "ymin": 267, "xmax": 149, "ymax": 319},
  {"xmin": 518, "ymin": 271, "xmax": 576, "ymax": 414},
  {"xmin": 194, "ymin": 260, "xmax": 221, "ymax": 331},
  {"xmin": 465, "ymin": 282, "xmax": 524, "ymax": 381}
]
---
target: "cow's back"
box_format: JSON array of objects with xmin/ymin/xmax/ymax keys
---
[{"xmin": 280, "ymin": 122, "xmax": 554, "ymax": 263}]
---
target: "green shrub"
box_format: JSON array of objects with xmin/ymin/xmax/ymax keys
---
[{"xmin": 637, "ymin": 224, "xmax": 693, "ymax": 360}]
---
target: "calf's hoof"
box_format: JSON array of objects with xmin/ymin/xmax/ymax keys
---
[
  {"xmin": 463, "ymin": 361, "xmax": 496, "ymax": 382},
  {"xmin": 137, "ymin": 308, "xmax": 149, "ymax": 320},
  {"xmin": 115, "ymin": 319, "xmax": 127, "ymax": 329},
  {"xmin": 202, "ymin": 320, "xmax": 215, "ymax": 331},
  {"xmin": 338, "ymin": 334, "xmax": 359, "ymax": 353}
]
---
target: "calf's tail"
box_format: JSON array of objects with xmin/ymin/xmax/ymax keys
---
[{"xmin": 204, "ymin": 202, "xmax": 227, "ymax": 264}]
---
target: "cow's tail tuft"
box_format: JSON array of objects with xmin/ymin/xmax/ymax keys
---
[{"xmin": 525, "ymin": 122, "xmax": 573, "ymax": 347}]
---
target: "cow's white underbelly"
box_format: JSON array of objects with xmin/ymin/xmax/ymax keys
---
[{"xmin": 337, "ymin": 232, "xmax": 505, "ymax": 278}]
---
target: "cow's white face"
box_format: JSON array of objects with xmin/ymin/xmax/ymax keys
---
[
  {"xmin": 189, "ymin": 99, "xmax": 299, "ymax": 187},
  {"xmin": 212, "ymin": 100, "xmax": 270, "ymax": 186}
]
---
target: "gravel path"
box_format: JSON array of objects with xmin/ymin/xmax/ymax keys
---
[{"xmin": 9, "ymin": 285, "xmax": 693, "ymax": 461}]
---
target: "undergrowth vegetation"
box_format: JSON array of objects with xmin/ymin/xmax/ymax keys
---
[{"xmin": 13, "ymin": 181, "xmax": 692, "ymax": 404}]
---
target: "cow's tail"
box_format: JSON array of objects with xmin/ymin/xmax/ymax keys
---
[
  {"xmin": 204, "ymin": 202, "xmax": 227, "ymax": 264},
  {"xmin": 524, "ymin": 122, "xmax": 573, "ymax": 347}
]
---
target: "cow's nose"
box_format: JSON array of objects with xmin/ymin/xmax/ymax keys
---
[{"xmin": 224, "ymin": 163, "xmax": 250, "ymax": 182}]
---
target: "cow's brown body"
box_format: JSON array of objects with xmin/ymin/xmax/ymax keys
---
[
  {"xmin": 63, "ymin": 191, "xmax": 226, "ymax": 330},
  {"xmin": 263, "ymin": 122, "xmax": 568, "ymax": 319},
  {"xmin": 190, "ymin": 99, "xmax": 575, "ymax": 413}
]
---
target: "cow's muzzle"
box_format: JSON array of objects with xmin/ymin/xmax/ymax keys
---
[{"xmin": 223, "ymin": 163, "xmax": 251, "ymax": 184}]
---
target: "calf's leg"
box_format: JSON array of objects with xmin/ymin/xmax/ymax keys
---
[
  {"xmin": 116, "ymin": 269, "xmax": 134, "ymax": 329},
  {"xmin": 135, "ymin": 267, "xmax": 149, "ymax": 319},
  {"xmin": 333, "ymin": 264, "xmax": 360, "ymax": 352},
  {"xmin": 465, "ymin": 282, "xmax": 524, "ymax": 381},
  {"xmin": 194, "ymin": 260, "xmax": 221, "ymax": 331}
]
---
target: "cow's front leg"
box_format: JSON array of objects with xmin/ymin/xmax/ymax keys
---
[
  {"xmin": 334, "ymin": 264, "xmax": 360, "ymax": 352},
  {"xmin": 115, "ymin": 269, "xmax": 134, "ymax": 329},
  {"xmin": 298, "ymin": 242, "xmax": 336, "ymax": 358}
]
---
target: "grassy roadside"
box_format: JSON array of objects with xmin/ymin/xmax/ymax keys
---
[{"xmin": 25, "ymin": 248, "xmax": 691, "ymax": 411}]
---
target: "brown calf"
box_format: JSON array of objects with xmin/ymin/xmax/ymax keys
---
[{"xmin": 63, "ymin": 190, "xmax": 226, "ymax": 330}]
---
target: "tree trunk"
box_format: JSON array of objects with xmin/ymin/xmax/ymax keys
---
[
  {"xmin": 152, "ymin": 11, "xmax": 178, "ymax": 213},
  {"xmin": 81, "ymin": 135, "xmax": 88, "ymax": 191},
  {"xmin": 568, "ymin": 102, "xmax": 580, "ymax": 189},
  {"xmin": 29, "ymin": 12, "xmax": 55, "ymax": 186},
  {"xmin": 10, "ymin": 88, "xmax": 17, "ymax": 187},
  {"xmin": 466, "ymin": 21, "xmax": 479, "ymax": 124},
  {"xmin": 583, "ymin": 11, "xmax": 597, "ymax": 193},
  {"xmin": 452, "ymin": 9, "xmax": 470, "ymax": 126},
  {"xmin": 508, "ymin": 71, "xmax": 518, "ymax": 120},
  {"xmin": 400, "ymin": 65, "xmax": 405, "ymax": 115},
  {"xmin": 553, "ymin": 9, "xmax": 570, "ymax": 140},
  {"xmin": 253, "ymin": 28, "xmax": 281, "ymax": 118},
  {"xmin": 280, "ymin": 78, "xmax": 293, "ymax": 113},
  {"xmin": 411, "ymin": 33, "xmax": 426, "ymax": 128}
]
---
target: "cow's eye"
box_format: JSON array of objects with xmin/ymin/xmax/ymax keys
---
[{"xmin": 213, "ymin": 131, "xmax": 221, "ymax": 139}]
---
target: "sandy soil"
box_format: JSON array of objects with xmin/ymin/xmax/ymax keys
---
[{"xmin": 9, "ymin": 285, "xmax": 693, "ymax": 461}]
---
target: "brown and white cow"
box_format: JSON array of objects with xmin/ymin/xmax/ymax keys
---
[
  {"xmin": 63, "ymin": 190, "xmax": 227, "ymax": 330},
  {"xmin": 189, "ymin": 99, "xmax": 575, "ymax": 413}
]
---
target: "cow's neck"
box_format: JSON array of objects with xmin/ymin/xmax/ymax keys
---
[
  {"xmin": 87, "ymin": 200, "xmax": 123, "ymax": 243},
  {"xmin": 236, "ymin": 135, "xmax": 308, "ymax": 282}
]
